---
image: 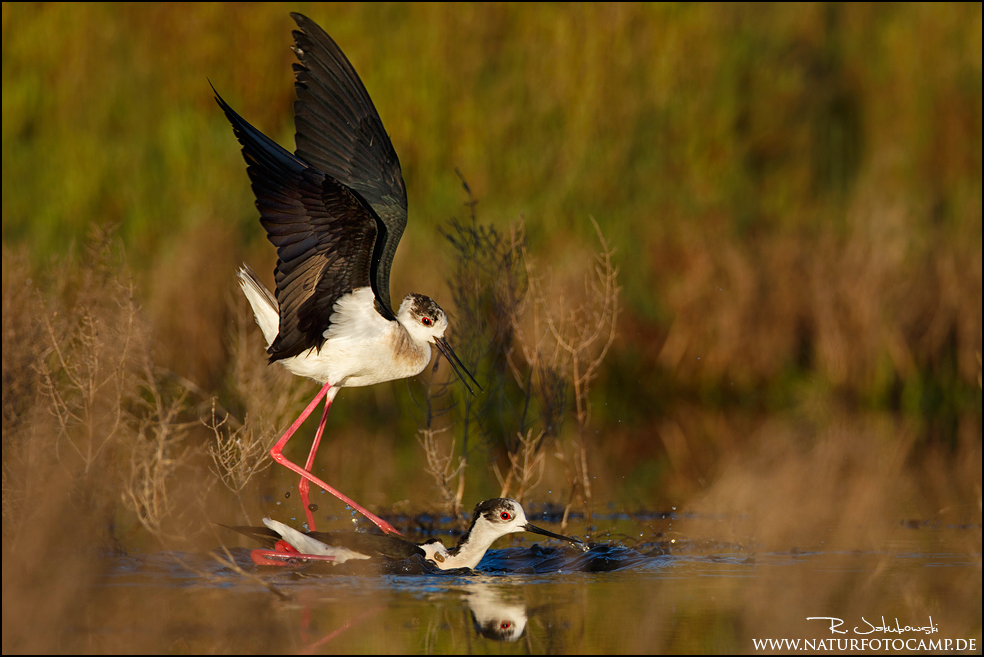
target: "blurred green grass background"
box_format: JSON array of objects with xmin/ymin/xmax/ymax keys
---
[{"xmin": 3, "ymin": 3, "xmax": 981, "ymax": 511}]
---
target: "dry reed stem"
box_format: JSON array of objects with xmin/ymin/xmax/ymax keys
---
[
  {"xmin": 36, "ymin": 291, "xmax": 131, "ymax": 475},
  {"xmin": 509, "ymin": 217, "xmax": 620, "ymax": 525},
  {"xmin": 121, "ymin": 361, "xmax": 195, "ymax": 542},
  {"xmin": 438, "ymin": 211, "xmax": 621, "ymax": 515},
  {"xmin": 544, "ymin": 218, "xmax": 620, "ymax": 431},
  {"xmin": 411, "ymin": 344, "xmax": 466, "ymax": 521},
  {"xmin": 207, "ymin": 400, "xmax": 273, "ymax": 497},
  {"xmin": 208, "ymin": 547, "xmax": 290, "ymax": 601},
  {"xmin": 2, "ymin": 233, "xmax": 213, "ymax": 552},
  {"xmin": 416, "ymin": 426, "xmax": 466, "ymax": 520},
  {"xmin": 492, "ymin": 429, "xmax": 547, "ymax": 501}
]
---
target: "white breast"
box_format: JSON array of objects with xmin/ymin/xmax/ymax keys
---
[{"xmin": 277, "ymin": 287, "xmax": 432, "ymax": 388}]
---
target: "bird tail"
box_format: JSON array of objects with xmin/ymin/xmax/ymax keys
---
[
  {"xmin": 262, "ymin": 518, "xmax": 333, "ymax": 556},
  {"xmin": 237, "ymin": 264, "xmax": 280, "ymax": 347}
]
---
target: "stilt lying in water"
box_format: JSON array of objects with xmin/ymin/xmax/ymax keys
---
[{"xmin": 225, "ymin": 498, "xmax": 584, "ymax": 569}]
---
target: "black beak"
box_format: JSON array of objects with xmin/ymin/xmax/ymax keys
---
[
  {"xmin": 435, "ymin": 337, "xmax": 483, "ymax": 395},
  {"xmin": 523, "ymin": 523, "xmax": 587, "ymax": 551}
]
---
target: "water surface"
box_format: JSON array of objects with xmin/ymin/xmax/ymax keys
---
[{"xmin": 78, "ymin": 513, "xmax": 981, "ymax": 653}]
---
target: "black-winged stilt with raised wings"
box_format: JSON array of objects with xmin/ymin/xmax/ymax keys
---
[
  {"xmin": 226, "ymin": 499, "xmax": 584, "ymax": 569},
  {"xmin": 214, "ymin": 12, "xmax": 479, "ymax": 535}
]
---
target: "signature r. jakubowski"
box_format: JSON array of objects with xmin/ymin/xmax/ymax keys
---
[{"xmin": 807, "ymin": 616, "xmax": 939, "ymax": 635}]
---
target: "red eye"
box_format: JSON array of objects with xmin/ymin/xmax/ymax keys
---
[
  {"xmin": 500, "ymin": 511, "xmax": 511, "ymax": 520},
  {"xmin": 421, "ymin": 316, "xmax": 432, "ymax": 326},
  {"xmin": 500, "ymin": 621, "xmax": 511, "ymax": 630}
]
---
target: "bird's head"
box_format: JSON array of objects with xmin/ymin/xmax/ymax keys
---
[
  {"xmin": 469, "ymin": 498, "xmax": 586, "ymax": 548},
  {"xmin": 398, "ymin": 293, "xmax": 481, "ymax": 394},
  {"xmin": 399, "ymin": 293, "xmax": 449, "ymax": 342}
]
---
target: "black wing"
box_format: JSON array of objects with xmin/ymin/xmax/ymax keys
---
[
  {"xmin": 327, "ymin": 532, "xmax": 425, "ymax": 560},
  {"xmin": 219, "ymin": 524, "xmax": 280, "ymax": 549},
  {"xmin": 214, "ymin": 87, "xmax": 381, "ymax": 361},
  {"xmin": 289, "ymin": 12, "xmax": 408, "ymax": 319}
]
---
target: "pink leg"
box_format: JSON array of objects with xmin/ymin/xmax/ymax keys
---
[
  {"xmin": 299, "ymin": 395, "xmax": 331, "ymax": 530},
  {"xmin": 270, "ymin": 382, "xmax": 401, "ymax": 535}
]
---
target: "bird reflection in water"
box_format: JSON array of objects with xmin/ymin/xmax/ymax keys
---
[{"xmin": 461, "ymin": 583, "xmax": 528, "ymax": 642}]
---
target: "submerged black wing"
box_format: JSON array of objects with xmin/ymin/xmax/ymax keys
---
[
  {"xmin": 220, "ymin": 524, "xmax": 281, "ymax": 550},
  {"xmin": 214, "ymin": 87, "xmax": 380, "ymax": 361},
  {"xmin": 326, "ymin": 532, "xmax": 426, "ymax": 560},
  {"xmin": 289, "ymin": 12, "xmax": 408, "ymax": 319}
]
